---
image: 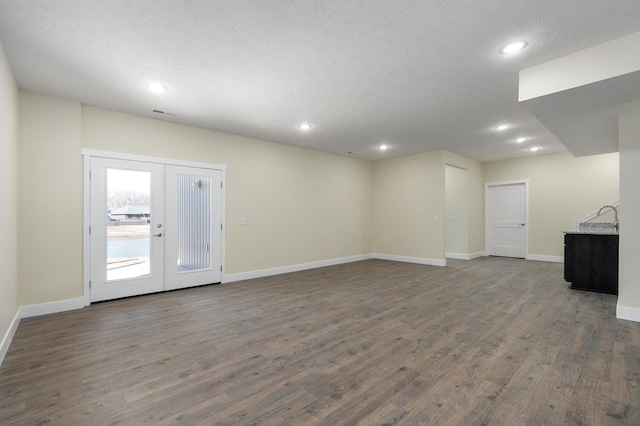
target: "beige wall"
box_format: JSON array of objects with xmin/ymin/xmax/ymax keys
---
[
  {"xmin": 13, "ymin": 92, "xmax": 623, "ymax": 318},
  {"xmin": 444, "ymin": 150, "xmax": 484, "ymax": 255},
  {"xmin": 618, "ymin": 100, "xmax": 640, "ymax": 313},
  {"xmin": 483, "ymin": 151, "xmax": 619, "ymax": 258},
  {"xmin": 81, "ymin": 106, "xmax": 374, "ymax": 275},
  {"xmin": 18, "ymin": 92, "xmax": 83, "ymax": 305},
  {"xmin": 373, "ymin": 151, "xmax": 445, "ymax": 262},
  {"xmin": 0, "ymin": 41, "xmax": 19, "ymax": 345},
  {"xmin": 16, "ymin": 95, "xmax": 374, "ymax": 305},
  {"xmin": 445, "ymin": 165, "xmax": 469, "ymax": 254}
]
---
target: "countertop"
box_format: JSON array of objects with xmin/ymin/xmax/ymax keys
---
[
  {"xmin": 565, "ymin": 230, "xmax": 619, "ymax": 235},
  {"xmin": 566, "ymin": 222, "xmax": 618, "ymax": 235}
]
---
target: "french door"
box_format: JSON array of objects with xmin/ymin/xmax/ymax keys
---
[{"xmin": 89, "ymin": 157, "xmax": 223, "ymax": 302}]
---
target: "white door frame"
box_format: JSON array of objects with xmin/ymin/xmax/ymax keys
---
[
  {"xmin": 82, "ymin": 149, "xmax": 227, "ymax": 306},
  {"xmin": 484, "ymin": 179, "xmax": 529, "ymax": 259}
]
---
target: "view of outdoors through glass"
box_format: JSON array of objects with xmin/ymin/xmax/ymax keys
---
[{"xmin": 106, "ymin": 168, "xmax": 151, "ymax": 281}]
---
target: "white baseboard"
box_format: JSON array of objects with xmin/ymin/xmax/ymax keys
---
[
  {"xmin": 526, "ymin": 254, "xmax": 564, "ymax": 263},
  {"xmin": 445, "ymin": 251, "xmax": 485, "ymax": 260},
  {"xmin": 20, "ymin": 297, "xmax": 86, "ymax": 319},
  {"xmin": 617, "ymin": 303, "xmax": 640, "ymax": 323},
  {"xmin": 374, "ymin": 253, "xmax": 447, "ymax": 267},
  {"xmin": 0, "ymin": 309, "xmax": 21, "ymax": 367},
  {"xmin": 469, "ymin": 251, "xmax": 485, "ymax": 260},
  {"xmin": 1, "ymin": 297, "xmax": 86, "ymax": 367},
  {"xmin": 224, "ymin": 254, "xmax": 374, "ymax": 283}
]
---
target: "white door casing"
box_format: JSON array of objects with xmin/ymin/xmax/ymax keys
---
[{"xmin": 485, "ymin": 180, "xmax": 528, "ymax": 258}]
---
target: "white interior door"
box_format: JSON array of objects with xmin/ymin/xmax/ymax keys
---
[
  {"xmin": 165, "ymin": 166, "xmax": 222, "ymax": 291},
  {"xmin": 90, "ymin": 158, "xmax": 165, "ymax": 302},
  {"xmin": 485, "ymin": 182, "xmax": 527, "ymax": 258},
  {"xmin": 89, "ymin": 157, "xmax": 224, "ymax": 302}
]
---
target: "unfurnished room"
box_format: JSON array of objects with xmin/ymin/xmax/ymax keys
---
[{"xmin": 2, "ymin": 1, "xmax": 640, "ymax": 425}]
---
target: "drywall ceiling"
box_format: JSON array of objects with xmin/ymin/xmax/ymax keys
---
[
  {"xmin": 519, "ymin": 32, "xmax": 640, "ymax": 157},
  {"xmin": 522, "ymin": 70, "xmax": 640, "ymax": 157},
  {"xmin": 1, "ymin": 1, "xmax": 639, "ymax": 162}
]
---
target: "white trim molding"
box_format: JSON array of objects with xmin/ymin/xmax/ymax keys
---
[
  {"xmin": 374, "ymin": 253, "xmax": 447, "ymax": 267},
  {"xmin": 526, "ymin": 254, "xmax": 564, "ymax": 263},
  {"xmin": 469, "ymin": 251, "xmax": 485, "ymax": 260},
  {"xmin": 446, "ymin": 251, "xmax": 484, "ymax": 260},
  {"xmin": 617, "ymin": 303, "xmax": 640, "ymax": 323},
  {"xmin": 82, "ymin": 152, "xmax": 91, "ymax": 306},
  {"xmin": 224, "ymin": 254, "xmax": 374, "ymax": 283},
  {"xmin": 0, "ymin": 310, "xmax": 21, "ymax": 367},
  {"xmin": 80, "ymin": 149, "xmax": 227, "ymax": 171},
  {"xmin": 20, "ymin": 297, "xmax": 86, "ymax": 319},
  {"xmin": 1, "ymin": 298, "xmax": 86, "ymax": 367}
]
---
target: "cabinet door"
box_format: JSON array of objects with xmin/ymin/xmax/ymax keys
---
[
  {"xmin": 590, "ymin": 235, "xmax": 618, "ymax": 295},
  {"xmin": 565, "ymin": 233, "xmax": 618, "ymax": 295},
  {"xmin": 564, "ymin": 234, "xmax": 576, "ymax": 282}
]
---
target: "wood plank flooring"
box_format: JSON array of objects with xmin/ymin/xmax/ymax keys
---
[{"xmin": 2, "ymin": 257, "xmax": 640, "ymax": 425}]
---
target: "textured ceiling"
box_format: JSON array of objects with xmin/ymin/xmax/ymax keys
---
[{"xmin": 1, "ymin": 1, "xmax": 640, "ymax": 162}]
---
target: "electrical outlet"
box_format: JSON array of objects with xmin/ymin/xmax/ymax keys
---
[
  {"xmin": 340, "ymin": 245, "xmax": 345, "ymax": 252},
  {"xmin": 405, "ymin": 244, "xmax": 411, "ymax": 251},
  {"xmin": 259, "ymin": 254, "xmax": 264, "ymax": 262},
  {"xmin": 434, "ymin": 215, "xmax": 439, "ymax": 222}
]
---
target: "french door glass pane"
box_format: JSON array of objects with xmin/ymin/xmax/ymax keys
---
[
  {"xmin": 177, "ymin": 174, "xmax": 211, "ymax": 272},
  {"xmin": 106, "ymin": 168, "xmax": 151, "ymax": 281}
]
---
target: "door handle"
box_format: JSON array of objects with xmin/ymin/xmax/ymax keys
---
[
  {"xmin": 154, "ymin": 232, "xmax": 163, "ymax": 237},
  {"xmin": 520, "ymin": 223, "xmax": 525, "ymax": 226}
]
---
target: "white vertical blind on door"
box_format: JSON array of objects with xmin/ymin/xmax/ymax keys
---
[{"xmin": 176, "ymin": 174, "xmax": 212, "ymax": 272}]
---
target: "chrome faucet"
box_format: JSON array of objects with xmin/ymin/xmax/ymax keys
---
[{"xmin": 597, "ymin": 205, "xmax": 619, "ymax": 231}]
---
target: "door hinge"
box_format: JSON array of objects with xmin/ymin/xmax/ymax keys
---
[
  {"xmin": 89, "ymin": 281, "xmax": 92, "ymax": 289},
  {"xmin": 89, "ymin": 226, "xmax": 91, "ymax": 235},
  {"xmin": 89, "ymin": 170, "xmax": 91, "ymax": 179},
  {"xmin": 220, "ymin": 182, "xmax": 223, "ymax": 189},
  {"xmin": 220, "ymin": 265, "xmax": 223, "ymax": 272},
  {"xmin": 220, "ymin": 224, "xmax": 223, "ymax": 230}
]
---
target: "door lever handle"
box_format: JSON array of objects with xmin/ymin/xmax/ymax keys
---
[{"xmin": 154, "ymin": 232, "xmax": 163, "ymax": 237}]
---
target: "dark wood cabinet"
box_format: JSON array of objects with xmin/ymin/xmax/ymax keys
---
[{"xmin": 564, "ymin": 233, "xmax": 618, "ymax": 295}]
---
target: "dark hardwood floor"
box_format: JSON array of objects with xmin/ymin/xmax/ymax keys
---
[{"xmin": 2, "ymin": 257, "xmax": 640, "ymax": 425}]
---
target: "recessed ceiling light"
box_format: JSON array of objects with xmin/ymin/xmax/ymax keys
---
[
  {"xmin": 529, "ymin": 146, "xmax": 540, "ymax": 152},
  {"xmin": 298, "ymin": 123, "xmax": 313, "ymax": 131},
  {"xmin": 495, "ymin": 124, "xmax": 509, "ymax": 131},
  {"xmin": 515, "ymin": 137, "xmax": 527, "ymax": 143},
  {"xmin": 379, "ymin": 144, "xmax": 389, "ymax": 151},
  {"xmin": 499, "ymin": 41, "xmax": 528, "ymax": 54},
  {"xmin": 146, "ymin": 82, "xmax": 166, "ymax": 94}
]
